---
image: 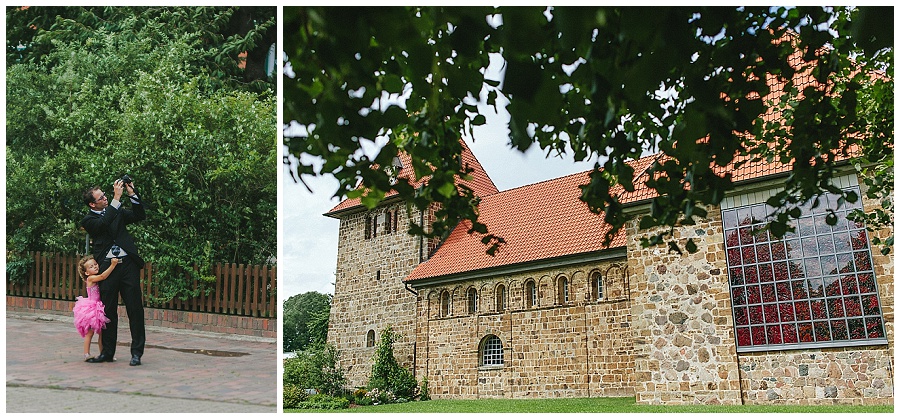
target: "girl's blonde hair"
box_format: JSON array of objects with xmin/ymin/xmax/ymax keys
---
[{"xmin": 77, "ymin": 255, "xmax": 95, "ymax": 281}]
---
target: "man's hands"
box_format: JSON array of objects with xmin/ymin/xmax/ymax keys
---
[
  {"xmin": 125, "ymin": 181, "xmax": 136, "ymax": 197},
  {"xmin": 112, "ymin": 179, "xmax": 125, "ymax": 201}
]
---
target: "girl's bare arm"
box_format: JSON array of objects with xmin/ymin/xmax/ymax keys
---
[{"xmin": 88, "ymin": 259, "xmax": 120, "ymax": 283}]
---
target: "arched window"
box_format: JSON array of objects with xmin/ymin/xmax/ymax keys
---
[
  {"xmin": 525, "ymin": 280, "xmax": 537, "ymax": 308},
  {"xmin": 591, "ymin": 271, "xmax": 604, "ymax": 301},
  {"xmin": 366, "ymin": 329, "xmax": 376, "ymax": 347},
  {"xmin": 479, "ymin": 335, "xmax": 504, "ymax": 366},
  {"xmin": 495, "ymin": 284, "xmax": 507, "ymax": 312},
  {"xmin": 440, "ymin": 290, "xmax": 451, "ymax": 317},
  {"xmin": 467, "ymin": 288, "xmax": 478, "ymax": 314},
  {"xmin": 365, "ymin": 215, "xmax": 372, "ymax": 239},
  {"xmin": 557, "ymin": 276, "xmax": 569, "ymax": 304}
]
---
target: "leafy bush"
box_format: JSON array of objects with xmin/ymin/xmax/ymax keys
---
[
  {"xmin": 367, "ymin": 326, "xmax": 418, "ymax": 401},
  {"xmin": 296, "ymin": 394, "xmax": 350, "ymax": 410},
  {"xmin": 282, "ymin": 384, "xmax": 308, "ymax": 408},
  {"xmin": 419, "ymin": 376, "xmax": 431, "ymax": 401},
  {"xmin": 282, "ymin": 344, "xmax": 346, "ymax": 397}
]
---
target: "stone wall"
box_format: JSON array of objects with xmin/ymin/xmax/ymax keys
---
[
  {"xmin": 327, "ymin": 203, "xmax": 422, "ymax": 388},
  {"xmin": 626, "ymin": 210, "xmax": 744, "ymax": 405},
  {"xmin": 627, "ymin": 175, "xmax": 894, "ymax": 405},
  {"xmin": 738, "ymin": 347, "xmax": 893, "ymax": 404},
  {"xmin": 414, "ymin": 259, "xmax": 635, "ymax": 399}
]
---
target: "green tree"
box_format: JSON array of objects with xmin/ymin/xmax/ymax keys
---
[
  {"xmin": 284, "ymin": 6, "xmax": 892, "ymax": 255},
  {"xmin": 283, "ymin": 292, "xmax": 331, "ymax": 353},
  {"xmin": 6, "ymin": 7, "xmax": 276, "ymax": 299}
]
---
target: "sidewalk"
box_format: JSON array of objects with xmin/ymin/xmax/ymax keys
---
[{"xmin": 6, "ymin": 311, "xmax": 278, "ymax": 413}]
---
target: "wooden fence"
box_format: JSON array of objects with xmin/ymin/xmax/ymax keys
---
[{"xmin": 6, "ymin": 252, "xmax": 276, "ymax": 318}]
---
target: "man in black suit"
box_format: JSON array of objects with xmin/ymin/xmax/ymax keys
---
[{"xmin": 81, "ymin": 178, "xmax": 147, "ymax": 366}]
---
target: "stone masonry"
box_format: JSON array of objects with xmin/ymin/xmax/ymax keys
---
[
  {"xmin": 625, "ymin": 210, "xmax": 744, "ymax": 405},
  {"xmin": 327, "ymin": 203, "xmax": 426, "ymax": 388},
  {"xmin": 413, "ymin": 259, "xmax": 635, "ymax": 399}
]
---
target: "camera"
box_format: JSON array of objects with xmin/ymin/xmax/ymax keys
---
[{"xmin": 119, "ymin": 174, "xmax": 133, "ymax": 185}]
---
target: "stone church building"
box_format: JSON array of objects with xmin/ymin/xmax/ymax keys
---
[
  {"xmin": 324, "ymin": 137, "xmax": 893, "ymax": 405},
  {"xmin": 323, "ymin": 46, "xmax": 891, "ymax": 406}
]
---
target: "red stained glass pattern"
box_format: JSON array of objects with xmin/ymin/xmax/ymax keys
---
[
  {"xmin": 844, "ymin": 297, "xmax": 862, "ymax": 317},
  {"xmin": 725, "ymin": 187, "xmax": 884, "ymax": 350},
  {"xmin": 798, "ymin": 323, "xmax": 814, "ymax": 342},
  {"xmin": 866, "ymin": 318, "xmax": 884, "ymax": 338},
  {"xmin": 737, "ymin": 327, "xmax": 751, "ymax": 346},
  {"xmin": 795, "ymin": 300, "xmax": 811, "ymax": 321},
  {"xmin": 782, "ymin": 323, "xmax": 798, "ymax": 343}
]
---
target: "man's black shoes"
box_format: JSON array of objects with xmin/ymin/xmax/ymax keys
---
[
  {"xmin": 129, "ymin": 355, "xmax": 141, "ymax": 366},
  {"xmin": 86, "ymin": 353, "xmax": 114, "ymax": 363}
]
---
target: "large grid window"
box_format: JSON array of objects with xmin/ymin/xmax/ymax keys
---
[
  {"xmin": 723, "ymin": 186, "xmax": 886, "ymax": 352},
  {"xmin": 480, "ymin": 335, "xmax": 504, "ymax": 366}
]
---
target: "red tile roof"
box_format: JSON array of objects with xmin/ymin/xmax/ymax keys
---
[
  {"xmin": 324, "ymin": 139, "xmax": 499, "ymax": 216},
  {"xmin": 406, "ymin": 170, "xmax": 625, "ymax": 281}
]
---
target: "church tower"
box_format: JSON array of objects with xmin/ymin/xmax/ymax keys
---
[{"xmin": 324, "ymin": 141, "xmax": 498, "ymax": 388}]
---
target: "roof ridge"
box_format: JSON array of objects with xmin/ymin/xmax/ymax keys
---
[{"xmin": 489, "ymin": 166, "xmax": 594, "ymax": 197}]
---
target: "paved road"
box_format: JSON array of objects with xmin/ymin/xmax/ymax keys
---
[{"xmin": 6, "ymin": 311, "xmax": 278, "ymax": 413}]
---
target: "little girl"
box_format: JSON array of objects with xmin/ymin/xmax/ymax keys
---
[{"xmin": 73, "ymin": 255, "xmax": 119, "ymax": 361}]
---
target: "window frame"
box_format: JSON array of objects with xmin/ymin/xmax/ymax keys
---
[
  {"xmin": 479, "ymin": 334, "xmax": 504, "ymax": 368},
  {"xmin": 525, "ymin": 280, "xmax": 537, "ymax": 308},
  {"xmin": 723, "ymin": 184, "xmax": 887, "ymax": 353},
  {"xmin": 591, "ymin": 271, "xmax": 604, "ymax": 301},
  {"xmin": 557, "ymin": 275, "xmax": 569, "ymax": 305},
  {"xmin": 366, "ymin": 329, "xmax": 375, "ymax": 347},
  {"xmin": 440, "ymin": 290, "xmax": 451, "ymax": 317},
  {"xmin": 467, "ymin": 288, "xmax": 478, "ymax": 314},
  {"xmin": 496, "ymin": 284, "xmax": 507, "ymax": 312}
]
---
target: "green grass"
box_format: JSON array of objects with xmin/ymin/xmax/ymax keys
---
[{"xmin": 285, "ymin": 397, "xmax": 894, "ymax": 413}]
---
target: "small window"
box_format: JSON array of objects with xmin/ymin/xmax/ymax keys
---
[
  {"xmin": 525, "ymin": 280, "xmax": 537, "ymax": 308},
  {"xmin": 496, "ymin": 284, "xmax": 507, "ymax": 312},
  {"xmin": 480, "ymin": 335, "xmax": 504, "ymax": 366},
  {"xmin": 558, "ymin": 276, "xmax": 569, "ymax": 304},
  {"xmin": 440, "ymin": 290, "xmax": 451, "ymax": 317},
  {"xmin": 384, "ymin": 210, "xmax": 392, "ymax": 234},
  {"xmin": 591, "ymin": 272, "xmax": 604, "ymax": 301},
  {"xmin": 365, "ymin": 215, "xmax": 372, "ymax": 239},
  {"xmin": 467, "ymin": 288, "xmax": 478, "ymax": 314},
  {"xmin": 366, "ymin": 330, "xmax": 375, "ymax": 347},
  {"xmin": 372, "ymin": 213, "xmax": 379, "ymax": 238},
  {"xmin": 376, "ymin": 270, "xmax": 381, "ymax": 281}
]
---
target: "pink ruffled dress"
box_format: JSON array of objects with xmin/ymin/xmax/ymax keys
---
[{"xmin": 73, "ymin": 284, "xmax": 109, "ymax": 337}]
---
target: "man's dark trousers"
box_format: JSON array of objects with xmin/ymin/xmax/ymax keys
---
[{"xmin": 98, "ymin": 255, "xmax": 145, "ymax": 359}]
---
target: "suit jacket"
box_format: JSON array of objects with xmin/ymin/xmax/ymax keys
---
[{"xmin": 81, "ymin": 197, "xmax": 147, "ymax": 268}]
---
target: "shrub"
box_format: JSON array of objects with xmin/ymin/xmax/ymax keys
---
[
  {"xmin": 419, "ymin": 376, "xmax": 431, "ymax": 401},
  {"xmin": 282, "ymin": 384, "xmax": 307, "ymax": 408},
  {"xmin": 296, "ymin": 394, "xmax": 350, "ymax": 410},
  {"xmin": 368, "ymin": 326, "xmax": 417, "ymax": 400},
  {"xmin": 282, "ymin": 344, "xmax": 346, "ymax": 396}
]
